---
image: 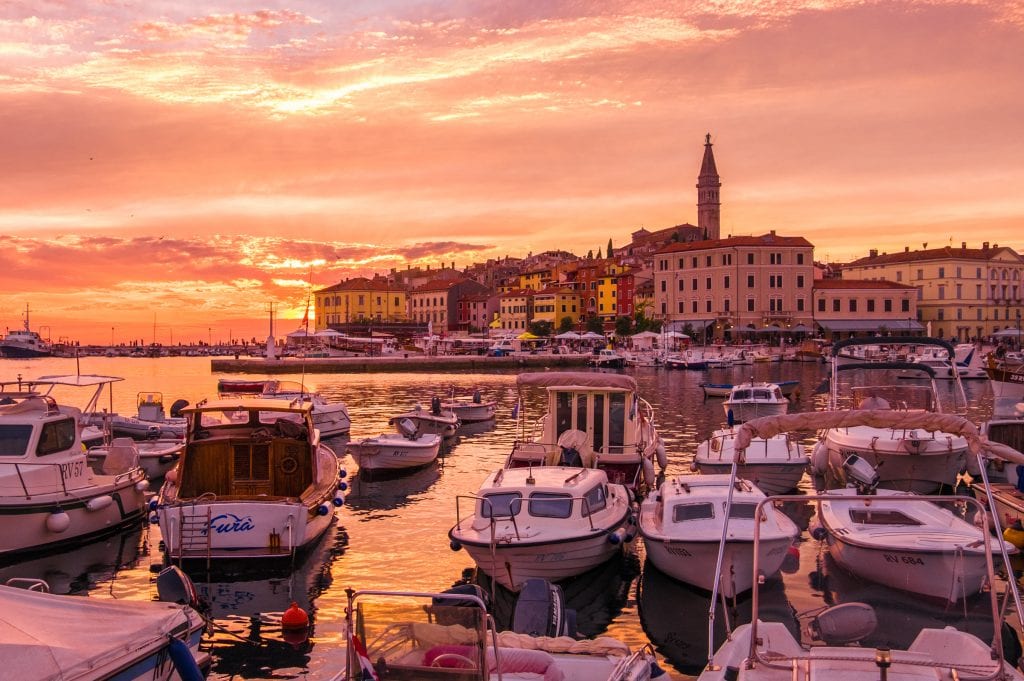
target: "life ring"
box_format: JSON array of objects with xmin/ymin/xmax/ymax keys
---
[{"xmin": 279, "ymin": 456, "xmax": 299, "ymax": 474}]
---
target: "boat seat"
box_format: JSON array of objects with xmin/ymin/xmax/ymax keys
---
[{"xmin": 102, "ymin": 438, "xmax": 139, "ymax": 475}]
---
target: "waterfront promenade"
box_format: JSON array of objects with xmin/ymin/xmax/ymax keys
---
[{"xmin": 211, "ymin": 352, "xmax": 592, "ymax": 374}]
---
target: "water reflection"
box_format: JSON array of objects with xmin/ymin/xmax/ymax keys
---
[
  {"xmin": 639, "ymin": 561, "xmax": 798, "ymax": 676},
  {"xmin": 462, "ymin": 550, "xmax": 641, "ymax": 638},
  {"xmin": 0, "ymin": 525, "xmax": 145, "ymax": 594},
  {"xmin": 343, "ymin": 461, "xmax": 443, "ymax": 513}
]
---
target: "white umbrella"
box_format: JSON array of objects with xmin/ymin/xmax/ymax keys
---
[
  {"xmin": 314, "ymin": 329, "xmax": 345, "ymax": 337},
  {"xmin": 554, "ymin": 331, "xmax": 581, "ymax": 340},
  {"xmin": 581, "ymin": 331, "xmax": 606, "ymax": 340},
  {"xmin": 663, "ymin": 331, "xmax": 691, "ymax": 339},
  {"xmin": 994, "ymin": 328, "xmax": 1023, "ymax": 338},
  {"xmin": 630, "ymin": 331, "xmax": 660, "ymax": 339},
  {"xmin": 286, "ymin": 328, "xmax": 311, "ymax": 337}
]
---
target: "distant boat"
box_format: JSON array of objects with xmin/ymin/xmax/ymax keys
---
[{"xmin": 0, "ymin": 304, "xmax": 52, "ymax": 358}]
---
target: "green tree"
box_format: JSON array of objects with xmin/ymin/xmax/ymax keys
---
[
  {"xmin": 528, "ymin": 320, "xmax": 553, "ymax": 337},
  {"xmin": 558, "ymin": 316, "xmax": 574, "ymax": 333},
  {"xmin": 587, "ymin": 249, "xmax": 594, "ymax": 259},
  {"xmin": 614, "ymin": 315, "xmax": 633, "ymax": 337},
  {"xmin": 607, "ymin": 238, "xmax": 614, "ymax": 257},
  {"xmin": 586, "ymin": 315, "xmax": 604, "ymax": 334}
]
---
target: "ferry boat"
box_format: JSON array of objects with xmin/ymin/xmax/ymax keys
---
[{"xmin": 0, "ymin": 304, "xmax": 52, "ymax": 358}]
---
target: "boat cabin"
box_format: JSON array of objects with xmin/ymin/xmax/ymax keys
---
[
  {"xmin": 137, "ymin": 392, "xmax": 166, "ymax": 421},
  {"xmin": 650, "ymin": 476, "xmax": 764, "ymax": 533},
  {"xmin": 850, "ymin": 385, "xmax": 934, "ymax": 412},
  {"xmin": 0, "ymin": 395, "xmax": 78, "ymax": 459},
  {"xmin": 176, "ymin": 399, "xmax": 317, "ymax": 501},
  {"xmin": 468, "ymin": 467, "xmax": 612, "ymax": 528},
  {"xmin": 726, "ymin": 385, "xmax": 784, "ymax": 404}
]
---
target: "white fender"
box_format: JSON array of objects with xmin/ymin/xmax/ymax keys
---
[
  {"xmin": 656, "ymin": 440, "xmax": 667, "ymax": 469},
  {"xmin": 642, "ymin": 458, "xmax": 656, "ymax": 487},
  {"xmin": 86, "ymin": 495, "xmax": 113, "ymax": 511},
  {"xmin": 810, "ymin": 440, "xmax": 829, "ymax": 476},
  {"xmin": 47, "ymin": 511, "xmax": 71, "ymax": 533}
]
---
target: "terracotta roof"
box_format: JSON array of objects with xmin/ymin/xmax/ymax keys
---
[
  {"xmin": 500, "ymin": 288, "xmax": 535, "ymax": 298},
  {"xmin": 698, "ymin": 136, "xmax": 719, "ymax": 182},
  {"xmin": 813, "ymin": 279, "xmax": 917, "ymax": 291},
  {"xmin": 655, "ymin": 233, "xmax": 813, "ymax": 255},
  {"xmin": 844, "ymin": 246, "xmax": 1020, "ymax": 267},
  {"xmin": 535, "ymin": 286, "xmax": 577, "ymax": 296},
  {"xmin": 315, "ymin": 277, "xmax": 393, "ymax": 293},
  {"xmin": 412, "ymin": 277, "xmax": 470, "ymax": 293}
]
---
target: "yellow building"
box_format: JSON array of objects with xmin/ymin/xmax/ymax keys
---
[
  {"xmin": 498, "ymin": 289, "xmax": 534, "ymax": 331},
  {"xmin": 841, "ymin": 242, "xmax": 1024, "ymax": 341},
  {"xmin": 596, "ymin": 272, "xmax": 619, "ymax": 320},
  {"xmin": 314, "ymin": 277, "xmax": 408, "ymax": 329},
  {"xmin": 533, "ymin": 287, "xmax": 581, "ymax": 327},
  {"xmin": 518, "ymin": 268, "xmax": 552, "ymax": 292}
]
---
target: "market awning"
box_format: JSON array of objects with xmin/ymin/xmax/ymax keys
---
[{"xmin": 816, "ymin": 319, "xmax": 925, "ymax": 332}]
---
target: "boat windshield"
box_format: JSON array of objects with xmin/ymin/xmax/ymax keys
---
[
  {"xmin": 848, "ymin": 509, "xmax": 923, "ymax": 526},
  {"xmin": 197, "ymin": 409, "xmax": 300, "ymax": 428},
  {"xmin": 0, "ymin": 425, "xmax": 33, "ymax": 456},
  {"xmin": 849, "ymin": 385, "xmax": 933, "ymax": 411},
  {"xmin": 728, "ymin": 503, "xmax": 759, "ymax": 520},
  {"xmin": 480, "ymin": 492, "xmax": 521, "ymax": 518},
  {"xmin": 673, "ymin": 502, "xmax": 715, "ymax": 522},
  {"xmin": 527, "ymin": 492, "xmax": 573, "ymax": 519}
]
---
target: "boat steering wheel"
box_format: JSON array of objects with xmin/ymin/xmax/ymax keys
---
[{"xmin": 429, "ymin": 653, "xmax": 475, "ymax": 669}]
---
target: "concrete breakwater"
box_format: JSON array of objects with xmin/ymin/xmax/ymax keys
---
[{"xmin": 211, "ymin": 353, "xmax": 592, "ymax": 374}]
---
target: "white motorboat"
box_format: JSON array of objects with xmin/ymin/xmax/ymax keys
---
[
  {"xmin": 1, "ymin": 570, "xmax": 208, "ymax": 681},
  {"xmin": 449, "ymin": 466, "xmax": 635, "ymax": 591},
  {"xmin": 639, "ymin": 475, "xmax": 798, "ymax": 598},
  {"xmin": 390, "ymin": 398, "xmax": 460, "ymax": 437},
  {"xmin": 907, "ymin": 342, "xmax": 989, "ymax": 380},
  {"xmin": 0, "ymin": 375, "xmax": 148, "ymax": 558},
  {"xmin": 722, "ymin": 382, "xmax": 788, "ymax": 424},
  {"xmin": 347, "ymin": 418, "xmax": 442, "ymax": 473},
  {"xmin": 812, "ymin": 337, "xmax": 971, "ymax": 493},
  {"xmin": 504, "ymin": 372, "xmax": 667, "ymax": 492},
  {"xmin": 85, "ymin": 391, "xmax": 188, "ymax": 440},
  {"xmin": 0, "ymin": 304, "xmax": 52, "ymax": 358},
  {"xmin": 698, "ymin": 410, "xmax": 1024, "ymax": 681},
  {"xmin": 588, "ymin": 348, "xmax": 627, "ymax": 368},
  {"xmin": 442, "ymin": 391, "xmax": 497, "ymax": 423},
  {"xmin": 155, "ymin": 397, "xmax": 343, "ymax": 562},
  {"xmin": 217, "ymin": 379, "xmax": 351, "ymax": 437},
  {"xmin": 817, "ymin": 481, "xmax": 1015, "ymax": 602},
  {"xmin": 332, "ymin": 586, "xmax": 662, "ymax": 681},
  {"xmin": 86, "ymin": 436, "xmax": 184, "ymax": 480},
  {"xmin": 693, "ymin": 428, "xmax": 808, "ymax": 494}
]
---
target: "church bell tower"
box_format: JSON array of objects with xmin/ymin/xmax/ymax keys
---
[{"xmin": 696, "ymin": 133, "xmax": 721, "ymax": 240}]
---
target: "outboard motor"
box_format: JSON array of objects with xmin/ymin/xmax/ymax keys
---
[
  {"xmin": 472, "ymin": 390, "xmax": 482, "ymax": 404},
  {"xmin": 512, "ymin": 578, "xmax": 576, "ymax": 638},
  {"xmin": 430, "ymin": 396, "xmax": 442, "ymax": 416},
  {"xmin": 397, "ymin": 418, "xmax": 418, "ymax": 439},
  {"xmin": 169, "ymin": 399, "xmax": 190, "ymax": 418},
  {"xmin": 430, "ymin": 584, "xmax": 489, "ymax": 628},
  {"xmin": 842, "ymin": 454, "xmax": 880, "ymax": 493}
]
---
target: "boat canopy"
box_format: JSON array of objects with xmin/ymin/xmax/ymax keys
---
[
  {"xmin": 830, "ymin": 336, "xmax": 954, "ymax": 358},
  {"xmin": 835, "ymin": 361, "xmax": 937, "ymax": 377},
  {"xmin": 516, "ymin": 372, "xmax": 637, "ymax": 392},
  {"xmin": 181, "ymin": 397, "xmax": 313, "ymax": 415},
  {"xmin": 0, "ymin": 585, "xmax": 195, "ymax": 680},
  {"xmin": 732, "ymin": 410, "xmax": 1024, "ymax": 464},
  {"xmin": 0, "ymin": 374, "xmax": 123, "ymax": 390}
]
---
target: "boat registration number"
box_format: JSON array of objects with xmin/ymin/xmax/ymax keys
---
[
  {"xmin": 59, "ymin": 461, "xmax": 86, "ymax": 480},
  {"xmin": 883, "ymin": 553, "xmax": 924, "ymax": 566}
]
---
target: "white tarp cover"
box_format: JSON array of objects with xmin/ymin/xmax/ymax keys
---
[
  {"xmin": 733, "ymin": 410, "xmax": 1024, "ymax": 464},
  {"xmin": 517, "ymin": 372, "xmax": 637, "ymax": 391},
  {"xmin": 0, "ymin": 585, "xmax": 193, "ymax": 680}
]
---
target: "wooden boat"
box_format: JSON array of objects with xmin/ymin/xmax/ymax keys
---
[
  {"xmin": 155, "ymin": 397, "xmax": 342, "ymax": 562},
  {"xmin": 503, "ymin": 372, "xmax": 666, "ymax": 492}
]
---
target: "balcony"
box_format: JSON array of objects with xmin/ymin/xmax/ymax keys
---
[{"xmin": 763, "ymin": 311, "xmax": 792, "ymax": 321}]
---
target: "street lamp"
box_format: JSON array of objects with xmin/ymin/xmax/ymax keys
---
[
  {"xmin": 208, "ymin": 327, "xmax": 212, "ymax": 346},
  {"xmin": 111, "ymin": 327, "xmax": 114, "ymax": 346}
]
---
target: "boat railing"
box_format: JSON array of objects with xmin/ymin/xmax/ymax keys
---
[
  {"xmin": 0, "ymin": 458, "xmax": 141, "ymax": 499},
  {"xmin": 705, "ymin": 433, "xmax": 805, "ymax": 462},
  {"xmin": 724, "ymin": 492, "xmax": 1015, "ymax": 678}
]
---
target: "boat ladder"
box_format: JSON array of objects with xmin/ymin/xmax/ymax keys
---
[{"xmin": 176, "ymin": 503, "xmax": 212, "ymax": 570}]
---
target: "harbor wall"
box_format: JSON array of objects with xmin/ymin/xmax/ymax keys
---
[{"xmin": 211, "ymin": 354, "xmax": 592, "ymax": 374}]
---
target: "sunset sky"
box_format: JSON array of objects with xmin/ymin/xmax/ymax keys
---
[{"xmin": 2, "ymin": 0, "xmax": 1022, "ymax": 344}]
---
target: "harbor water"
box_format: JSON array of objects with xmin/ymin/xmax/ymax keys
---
[{"xmin": 0, "ymin": 356, "xmax": 1007, "ymax": 679}]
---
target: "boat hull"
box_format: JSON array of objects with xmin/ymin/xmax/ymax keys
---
[
  {"xmin": 824, "ymin": 530, "xmax": 992, "ymax": 602},
  {"xmin": 642, "ymin": 535, "xmax": 793, "ymax": 598},
  {"xmin": 454, "ymin": 526, "xmax": 628, "ymax": 592},
  {"xmin": 820, "ymin": 428, "xmax": 968, "ymax": 493},
  {"xmin": 0, "ymin": 476, "xmax": 147, "ymax": 557},
  {"xmin": 693, "ymin": 461, "xmax": 807, "ymax": 495},
  {"xmin": 445, "ymin": 402, "xmax": 496, "ymax": 423},
  {"xmin": 158, "ymin": 499, "xmax": 335, "ymax": 560},
  {"xmin": 312, "ymin": 404, "xmax": 351, "ymax": 437},
  {"xmin": 0, "ymin": 345, "xmax": 51, "ymax": 358},
  {"xmin": 722, "ymin": 402, "xmax": 787, "ymax": 424},
  {"xmin": 348, "ymin": 435, "xmax": 441, "ymax": 471}
]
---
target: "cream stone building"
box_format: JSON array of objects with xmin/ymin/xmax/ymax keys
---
[
  {"xmin": 841, "ymin": 242, "xmax": 1024, "ymax": 341},
  {"xmin": 315, "ymin": 277, "xmax": 407, "ymax": 328},
  {"xmin": 811, "ymin": 280, "xmax": 920, "ymax": 338},
  {"xmin": 653, "ymin": 232, "xmax": 815, "ymax": 340}
]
